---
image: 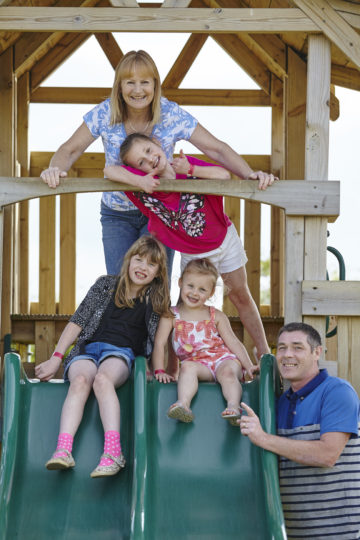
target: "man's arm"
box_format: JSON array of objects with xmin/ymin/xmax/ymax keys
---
[{"xmin": 240, "ymin": 402, "xmax": 351, "ymax": 468}]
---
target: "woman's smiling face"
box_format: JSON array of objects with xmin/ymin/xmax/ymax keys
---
[{"xmin": 120, "ymin": 65, "xmax": 155, "ymax": 112}]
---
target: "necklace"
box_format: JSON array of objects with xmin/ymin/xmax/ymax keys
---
[{"xmin": 127, "ymin": 118, "xmax": 151, "ymax": 134}]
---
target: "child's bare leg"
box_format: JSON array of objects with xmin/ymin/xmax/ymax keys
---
[
  {"xmin": 221, "ymin": 266, "xmax": 269, "ymax": 360},
  {"xmin": 90, "ymin": 356, "xmax": 130, "ymax": 478},
  {"xmin": 93, "ymin": 356, "xmax": 130, "ymax": 432},
  {"xmin": 59, "ymin": 360, "xmax": 97, "ymax": 435},
  {"xmin": 46, "ymin": 360, "xmax": 96, "ymax": 470},
  {"xmin": 168, "ymin": 361, "xmax": 213, "ymax": 422},
  {"xmin": 216, "ymin": 359, "xmax": 244, "ymax": 425}
]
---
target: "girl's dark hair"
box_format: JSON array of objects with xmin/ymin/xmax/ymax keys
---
[
  {"xmin": 115, "ymin": 235, "xmax": 172, "ymax": 318},
  {"xmin": 120, "ymin": 132, "xmax": 153, "ymax": 165}
]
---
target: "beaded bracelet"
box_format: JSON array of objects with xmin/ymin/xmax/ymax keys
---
[
  {"xmin": 53, "ymin": 351, "xmax": 64, "ymax": 359},
  {"xmin": 154, "ymin": 369, "xmax": 166, "ymax": 375}
]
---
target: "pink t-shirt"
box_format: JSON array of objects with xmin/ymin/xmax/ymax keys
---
[{"xmin": 125, "ymin": 156, "xmax": 231, "ymax": 254}]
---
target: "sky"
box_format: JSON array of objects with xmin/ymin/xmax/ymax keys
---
[{"xmin": 28, "ymin": 32, "xmax": 360, "ymax": 306}]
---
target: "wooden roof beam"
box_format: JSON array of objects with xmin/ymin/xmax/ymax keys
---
[
  {"xmin": 31, "ymin": 86, "xmax": 271, "ymax": 106},
  {"xmin": 162, "ymin": 0, "xmax": 192, "ymax": 6},
  {"xmin": 30, "ymin": 32, "xmax": 90, "ymax": 91},
  {"xmin": 109, "ymin": 0, "xmax": 139, "ymax": 6},
  {"xmin": 0, "ymin": 8, "xmax": 325, "ymax": 33},
  {"xmin": 14, "ymin": 0, "xmax": 102, "ymax": 79},
  {"xmin": 293, "ymin": 0, "xmax": 360, "ymax": 69},
  {"xmin": 212, "ymin": 33, "xmax": 271, "ymax": 94},
  {"xmin": 94, "ymin": 32, "xmax": 123, "ymax": 68},
  {"xmin": 332, "ymin": 63, "xmax": 360, "ymax": 90},
  {"xmin": 162, "ymin": 33, "xmax": 208, "ymax": 89}
]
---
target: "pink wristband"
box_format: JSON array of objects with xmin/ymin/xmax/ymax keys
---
[
  {"xmin": 187, "ymin": 163, "xmax": 195, "ymax": 177},
  {"xmin": 53, "ymin": 351, "xmax": 64, "ymax": 359},
  {"xmin": 154, "ymin": 369, "xmax": 166, "ymax": 375}
]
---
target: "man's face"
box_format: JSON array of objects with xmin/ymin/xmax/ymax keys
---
[{"xmin": 276, "ymin": 330, "xmax": 321, "ymax": 390}]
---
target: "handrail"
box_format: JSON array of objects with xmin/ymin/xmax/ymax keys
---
[
  {"xmin": 130, "ymin": 356, "xmax": 148, "ymax": 540},
  {"xmin": 259, "ymin": 353, "xmax": 287, "ymax": 540},
  {"xmin": 0, "ymin": 353, "xmax": 21, "ymax": 538},
  {"xmin": 0, "ymin": 177, "xmax": 340, "ymax": 218},
  {"xmin": 326, "ymin": 245, "xmax": 346, "ymax": 338}
]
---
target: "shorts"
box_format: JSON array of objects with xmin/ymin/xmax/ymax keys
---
[
  {"xmin": 64, "ymin": 341, "xmax": 135, "ymax": 380},
  {"xmin": 183, "ymin": 355, "xmax": 245, "ymax": 383},
  {"xmin": 180, "ymin": 223, "xmax": 248, "ymax": 274}
]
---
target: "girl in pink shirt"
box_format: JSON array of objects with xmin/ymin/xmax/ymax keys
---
[{"xmin": 104, "ymin": 133, "xmax": 269, "ymax": 360}]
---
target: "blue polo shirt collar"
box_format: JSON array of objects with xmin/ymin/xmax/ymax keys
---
[{"xmin": 285, "ymin": 369, "xmax": 328, "ymax": 429}]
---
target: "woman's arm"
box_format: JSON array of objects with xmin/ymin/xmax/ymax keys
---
[
  {"xmin": 189, "ymin": 123, "xmax": 276, "ymax": 190},
  {"xmin": 216, "ymin": 310, "xmax": 259, "ymax": 379},
  {"xmin": 152, "ymin": 316, "xmax": 174, "ymax": 383},
  {"xmin": 40, "ymin": 123, "xmax": 96, "ymax": 188},
  {"xmin": 34, "ymin": 321, "xmax": 83, "ymax": 381},
  {"xmin": 104, "ymin": 165, "xmax": 161, "ymax": 194},
  {"xmin": 172, "ymin": 150, "xmax": 230, "ymax": 180}
]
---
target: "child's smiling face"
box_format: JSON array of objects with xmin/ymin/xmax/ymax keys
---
[{"xmin": 126, "ymin": 139, "xmax": 167, "ymax": 175}]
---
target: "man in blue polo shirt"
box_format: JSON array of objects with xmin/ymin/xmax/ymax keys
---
[{"xmin": 240, "ymin": 322, "xmax": 360, "ymax": 539}]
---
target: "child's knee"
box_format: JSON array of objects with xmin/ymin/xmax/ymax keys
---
[
  {"xmin": 92, "ymin": 371, "xmax": 110, "ymax": 393},
  {"xmin": 70, "ymin": 373, "xmax": 92, "ymax": 393},
  {"xmin": 179, "ymin": 361, "xmax": 197, "ymax": 377},
  {"xmin": 217, "ymin": 365, "xmax": 239, "ymax": 382}
]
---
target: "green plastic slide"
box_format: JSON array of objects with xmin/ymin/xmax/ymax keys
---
[{"xmin": 0, "ymin": 352, "xmax": 286, "ymax": 540}]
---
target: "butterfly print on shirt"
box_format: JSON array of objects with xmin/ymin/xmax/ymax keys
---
[{"xmin": 136, "ymin": 192, "xmax": 206, "ymax": 237}]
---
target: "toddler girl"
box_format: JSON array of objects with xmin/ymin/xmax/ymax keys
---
[
  {"xmin": 152, "ymin": 258, "xmax": 259, "ymax": 425},
  {"xmin": 35, "ymin": 236, "xmax": 173, "ymax": 477}
]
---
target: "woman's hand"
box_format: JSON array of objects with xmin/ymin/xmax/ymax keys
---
[
  {"xmin": 247, "ymin": 170, "xmax": 278, "ymax": 191},
  {"xmin": 35, "ymin": 355, "xmax": 62, "ymax": 381},
  {"xmin": 41, "ymin": 166, "xmax": 68, "ymax": 189}
]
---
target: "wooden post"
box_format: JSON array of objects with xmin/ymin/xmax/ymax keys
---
[
  {"xmin": 16, "ymin": 72, "xmax": 30, "ymax": 314},
  {"xmin": 284, "ymin": 47, "xmax": 306, "ymax": 323},
  {"xmin": 270, "ymin": 75, "xmax": 285, "ymax": 317},
  {"xmin": 38, "ymin": 196, "xmax": 56, "ymax": 314},
  {"xmin": 59, "ymin": 193, "xmax": 76, "ymax": 314},
  {"xmin": 303, "ymin": 35, "xmax": 331, "ymax": 354},
  {"xmin": 0, "ymin": 47, "xmax": 16, "ymax": 356},
  {"xmin": 223, "ymin": 195, "xmax": 240, "ymax": 317}
]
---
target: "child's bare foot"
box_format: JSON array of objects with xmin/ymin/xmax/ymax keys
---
[
  {"xmin": 167, "ymin": 402, "xmax": 194, "ymax": 423},
  {"xmin": 221, "ymin": 406, "xmax": 242, "ymax": 427}
]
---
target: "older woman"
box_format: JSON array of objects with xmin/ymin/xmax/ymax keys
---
[{"xmin": 41, "ymin": 50, "xmax": 274, "ymax": 357}]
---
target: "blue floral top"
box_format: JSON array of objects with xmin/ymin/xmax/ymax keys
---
[{"xmin": 83, "ymin": 97, "xmax": 198, "ymax": 211}]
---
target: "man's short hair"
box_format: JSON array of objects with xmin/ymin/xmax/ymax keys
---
[{"xmin": 278, "ymin": 322, "xmax": 322, "ymax": 351}]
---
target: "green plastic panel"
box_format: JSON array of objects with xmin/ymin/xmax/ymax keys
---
[
  {"xmin": 0, "ymin": 352, "xmax": 286, "ymax": 540},
  {"xmin": 0, "ymin": 353, "xmax": 133, "ymax": 540}
]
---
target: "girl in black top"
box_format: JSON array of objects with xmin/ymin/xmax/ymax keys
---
[{"xmin": 36, "ymin": 235, "xmax": 173, "ymax": 478}]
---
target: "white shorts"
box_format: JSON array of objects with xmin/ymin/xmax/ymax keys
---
[{"xmin": 180, "ymin": 223, "xmax": 248, "ymax": 275}]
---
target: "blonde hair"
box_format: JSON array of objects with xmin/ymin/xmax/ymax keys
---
[
  {"xmin": 115, "ymin": 235, "xmax": 172, "ymax": 317},
  {"xmin": 178, "ymin": 258, "xmax": 219, "ymax": 304},
  {"xmin": 110, "ymin": 50, "xmax": 161, "ymax": 126}
]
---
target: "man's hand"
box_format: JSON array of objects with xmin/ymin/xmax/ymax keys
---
[{"xmin": 239, "ymin": 402, "xmax": 267, "ymax": 446}]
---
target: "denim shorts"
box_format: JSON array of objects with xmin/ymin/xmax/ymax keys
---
[{"xmin": 64, "ymin": 341, "xmax": 135, "ymax": 380}]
